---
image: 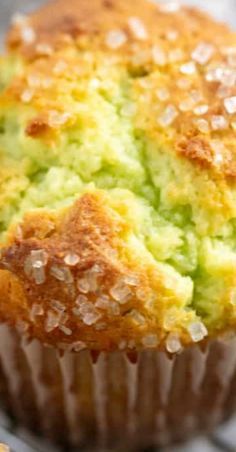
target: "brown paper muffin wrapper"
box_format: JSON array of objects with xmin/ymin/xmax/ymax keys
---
[{"xmin": 0, "ymin": 325, "xmax": 236, "ymax": 450}]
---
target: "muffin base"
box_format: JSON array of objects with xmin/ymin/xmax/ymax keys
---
[{"xmin": 0, "ymin": 325, "xmax": 236, "ymax": 450}]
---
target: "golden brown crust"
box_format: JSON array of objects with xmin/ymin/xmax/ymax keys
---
[
  {"xmin": 5, "ymin": 0, "xmax": 236, "ymax": 182},
  {"xmin": 25, "ymin": 116, "xmax": 50, "ymax": 138},
  {"xmin": 1, "ymin": 0, "xmax": 236, "ymax": 351},
  {"xmin": 7, "ymin": 0, "xmax": 229, "ymax": 57},
  {"xmin": 0, "ymin": 193, "xmax": 173, "ymax": 351}
]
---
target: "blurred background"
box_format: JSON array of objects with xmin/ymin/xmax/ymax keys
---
[{"xmin": 0, "ymin": 0, "xmax": 236, "ymax": 451}]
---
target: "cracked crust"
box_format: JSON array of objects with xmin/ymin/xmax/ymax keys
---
[
  {"xmin": 5, "ymin": 0, "xmax": 236, "ymax": 180},
  {"xmin": 0, "ymin": 192, "xmax": 183, "ymax": 351}
]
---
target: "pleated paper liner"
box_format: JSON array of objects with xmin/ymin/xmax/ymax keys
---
[{"xmin": 0, "ymin": 324, "xmax": 236, "ymax": 450}]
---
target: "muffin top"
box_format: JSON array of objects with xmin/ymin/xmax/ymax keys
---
[
  {"xmin": 0, "ymin": 446, "xmax": 9, "ymax": 452},
  {"xmin": 0, "ymin": 0, "xmax": 236, "ymax": 352}
]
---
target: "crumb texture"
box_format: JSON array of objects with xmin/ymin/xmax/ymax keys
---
[{"xmin": 1, "ymin": 0, "xmax": 236, "ymax": 351}]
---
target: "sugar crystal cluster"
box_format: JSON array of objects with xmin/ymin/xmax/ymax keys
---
[{"xmin": 1, "ymin": 0, "xmax": 236, "ymax": 353}]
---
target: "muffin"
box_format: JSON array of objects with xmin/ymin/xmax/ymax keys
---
[
  {"xmin": 0, "ymin": 0, "xmax": 236, "ymax": 449},
  {"xmin": 0, "ymin": 446, "xmax": 9, "ymax": 452}
]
